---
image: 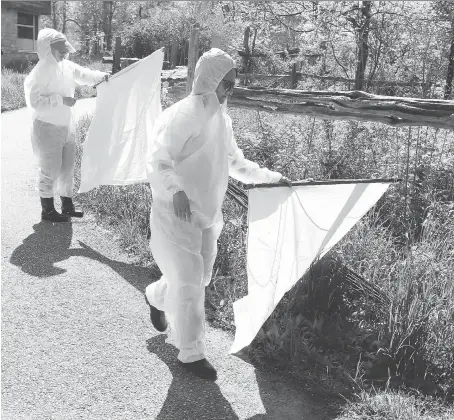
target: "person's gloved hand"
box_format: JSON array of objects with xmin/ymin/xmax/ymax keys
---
[
  {"xmin": 279, "ymin": 176, "xmax": 292, "ymax": 187},
  {"xmin": 103, "ymin": 73, "xmax": 110, "ymax": 82},
  {"xmin": 63, "ymin": 97, "xmax": 77, "ymax": 107},
  {"xmin": 173, "ymin": 190, "xmax": 191, "ymax": 222}
]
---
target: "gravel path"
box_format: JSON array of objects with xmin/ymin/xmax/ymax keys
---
[{"xmin": 1, "ymin": 100, "xmax": 333, "ymax": 420}]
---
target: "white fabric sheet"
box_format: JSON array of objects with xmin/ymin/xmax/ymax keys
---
[
  {"xmin": 78, "ymin": 49, "xmax": 164, "ymax": 193},
  {"xmin": 230, "ymin": 182, "xmax": 391, "ymax": 354}
]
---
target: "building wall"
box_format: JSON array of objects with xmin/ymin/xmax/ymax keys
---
[
  {"xmin": 1, "ymin": 4, "xmax": 41, "ymax": 67},
  {"xmin": 1, "ymin": 5, "xmax": 17, "ymax": 54}
]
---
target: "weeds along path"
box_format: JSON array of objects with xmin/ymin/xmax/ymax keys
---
[{"xmin": 1, "ymin": 100, "xmax": 334, "ymax": 420}]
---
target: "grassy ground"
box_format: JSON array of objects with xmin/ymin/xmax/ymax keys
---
[
  {"xmin": 1, "ymin": 67, "xmax": 28, "ymax": 112},
  {"xmin": 72, "ymin": 97, "xmax": 454, "ymax": 419},
  {"xmin": 1, "ymin": 57, "xmax": 110, "ymax": 112}
]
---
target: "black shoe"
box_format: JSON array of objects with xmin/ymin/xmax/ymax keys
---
[
  {"xmin": 144, "ymin": 294, "xmax": 167, "ymax": 332},
  {"xmin": 61, "ymin": 196, "xmax": 84, "ymax": 218},
  {"xmin": 180, "ymin": 358, "xmax": 217, "ymax": 381},
  {"xmin": 40, "ymin": 198, "xmax": 70, "ymax": 223}
]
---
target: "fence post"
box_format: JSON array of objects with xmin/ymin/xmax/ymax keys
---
[
  {"xmin": 171, "ymin": 38, "xmax": 179, "ymax": 69},
  {"xmin": 291, "ymin": 62, "xmax": 298, "ymax": 89},
  {"xmin": 211, "ymin": 34, "xmax": 221, "ymax": 49},
  {"xmin": 242, "ymin": 26, "xmax": 250, "ymax": 86},
  {"xmin": 186, "ymin": 23, "xmax": 200, "ymax": 94},
  {"xmin": 113, "ymin": 36, "xmax": 121, "ymax": 74}
]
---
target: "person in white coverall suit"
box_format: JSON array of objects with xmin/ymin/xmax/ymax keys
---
[
  {"xmin": 24, "ymin": 28, "xmax": 109, "ymax": 223},
  {"xmin": 145, "ymin": 48, "xmax": 291, "ymax": 380}
]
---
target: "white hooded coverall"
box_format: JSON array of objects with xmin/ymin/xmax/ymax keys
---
[
  {"xmin": 145, "ymin": 48, "xmax": 283, "ymax": 363},
  {"xmin": 24, "ymin": 28, "xmax": 108, "ymax": 198}
]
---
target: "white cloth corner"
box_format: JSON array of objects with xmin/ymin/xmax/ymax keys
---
[
  {"xmin": 78, "ymin": 49, "xmax": 164, "ymax": 193},
  {"xmin": 230, "ymin": 181, "xmax": 391, "ymax": 354}
]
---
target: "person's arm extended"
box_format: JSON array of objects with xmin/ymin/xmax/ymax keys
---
[
  {"xmin": 70, "ymin": 61, "xmax": 109, "ymax": 86},
  {"xmin": 226, "ymin": 114, "xmax": 285, "ymax": 184}
]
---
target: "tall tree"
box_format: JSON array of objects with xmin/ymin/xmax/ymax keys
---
[
  {"xmin": 102, "ymin": 1, "xmax": 114, "ymax": 51},
  {"xmin": 61, "ymin": 1, "xmax": 67, "ymax": 33},
  {"xmin": 344, "ymin": 1, "xmax": 373, "ymax": 90},
  {"xmin": 51, "ymin": 1, "xmax": 58, "ymax": 29},
  {"xmin": 434, "ymin": 1, "xmax": 454, "ymax": 99}
]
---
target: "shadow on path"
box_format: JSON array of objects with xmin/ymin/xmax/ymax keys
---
[
  {"xmin": 9, "ymin": 226, "xmax": 158, "ymax": 292},
  {"xmin": 10, "ymin": 231, "xmax": 336, "ymax": 419},
  {"xmin": 10, "ymin": 222, "xmax": 77, "ymax": 277},
  {"xmin": 236, "ymin": 351, "xmax": 339, "ymax": 420},
  {"xmin": 146, "ymin": 335, "xmax": 239, "ymax": 420},
  {"xmin": 76, "ymin": 241, "xmax": 159, "ymax": 293}
]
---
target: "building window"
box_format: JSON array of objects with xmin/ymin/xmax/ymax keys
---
[{"xmin": 17, "ymin": 12, "xmax": 39, "ymax": 52}]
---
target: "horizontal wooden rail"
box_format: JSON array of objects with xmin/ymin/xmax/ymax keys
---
[{"xmin": 229, "ymin": 88, "xmax": 454, "ymax": 129}]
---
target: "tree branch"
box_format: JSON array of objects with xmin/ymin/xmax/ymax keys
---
[
  {"xmin": 276, "ymin": 11, "xmax": 303, "ymax": 17},
  {"xmin": 331, "ymin": 42, "xmax": 351, "ymax": 80},
  {"xmin": 64, "ymin": 18, "xmax": 84, "ymax": 30},
  {"xmin": 261, "ymin": 3, "xmax": 316, "ymax": 34}
]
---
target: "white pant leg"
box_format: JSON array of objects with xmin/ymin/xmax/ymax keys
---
[
  {"xmin": 147, "ymin": 209, "xmax": 206, "ymax": 363},
  {"xmin": 33, "ymin": 120, "xmax": 66, "ymax": 198},
  {"xmin": 146, "ymin": 275, "xmax": 167, "ymax": 311},
  {"xmin": 201, "ymin": 217, "xmax": 224, "ymax": 286},
  {"xmin": 56, "ymin": 137, "xmax": 76, "ymax": 198}
]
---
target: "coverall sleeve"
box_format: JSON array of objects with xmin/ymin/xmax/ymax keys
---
[
  {"xmin": 148, "ymin": 111, "xmax": 194, "ymax": 195},
  {"xmin": 226, "ymin": 114, "xmax": 282, "ymax": 184},
  {"xmin": 28, "ymin": 83, "xmax": 63, "ymax": 110},
  {"xmin": 70, "ymin": 62, "xmax": 107, "ymax": 86}
]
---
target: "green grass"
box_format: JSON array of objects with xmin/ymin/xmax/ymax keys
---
[
  {"xmin": 1, "ymin": 67, "xmax": 27, "ymax": 112},
  {"xmin": 73, "ymin": 94, "xmax": 454, "ymax": 417},
  {"xmin": 335, "ymin": 389, "xmax": 454, "ymax": 420}
]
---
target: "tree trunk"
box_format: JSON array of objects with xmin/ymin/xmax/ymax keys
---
[
  {"xmin": 102, "ymin": 1, "xmax": 113, "ymax": 51},
  {"xmin": 242, "ymin": 26, "xmax": 251, "ymax": 85},
  {"xmin": 444, "ymin": 21, "xmax": 454, "ymax": 99},
  {"xmin": 354, "ymin": 1, "xmax": 372, "ymax": 91},
  {"xmin": 247, "ymin": 28, "xmax": 257, "ymax": 75},
  {"xmin": 61, "ymin": 1, "xmax": 67, "ymax": 34},
  {"xmin": 52, "ymin": 1, "xmax": 58, "ymax": 30},
  {"xmin": 186, "ymin": 24, "xmax": 200, "ymax": 94},
  {"xmin": 91, "ymin": 21, "xmax": 99, "ymax": 56}
]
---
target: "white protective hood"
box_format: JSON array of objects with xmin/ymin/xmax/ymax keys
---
[
  {"xmin": 24, "ymin": 28, "xmax": 76, "ymax": 110},
  {"xmin": 191, "ymin": 48, "xmax": 235, "ymax": 97}
]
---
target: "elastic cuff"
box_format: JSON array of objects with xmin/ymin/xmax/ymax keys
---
[
  {"xmin": 163, "ymin": 177, "xmax": 183, "ymax": 195},
  {"xmin": 268, "ymin": 171, "xmax": 283, "ymax": 183},
  {"xmin": 168, "ymin": 185, "xmax": 183, "ymax": 195}
]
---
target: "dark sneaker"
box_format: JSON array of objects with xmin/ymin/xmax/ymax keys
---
[
  {"xmin": 144, "ymin": 294, "xmax": 167, "ymax": 332},
  {"xmin": 180, "ymin": 358, "xmax": 217, "ymax": 381},
  {"xmin": 41, "ymin": 209, "xmax": 70, "ymax": 223}
]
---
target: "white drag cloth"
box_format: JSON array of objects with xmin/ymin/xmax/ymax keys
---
[
  {"xmin": 230, "ymin": 181, "xmax": 391, "ymax": 354},
  {"xmin": 78, "ymin": 49, "xmax": 164, "ymax": 193}
]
